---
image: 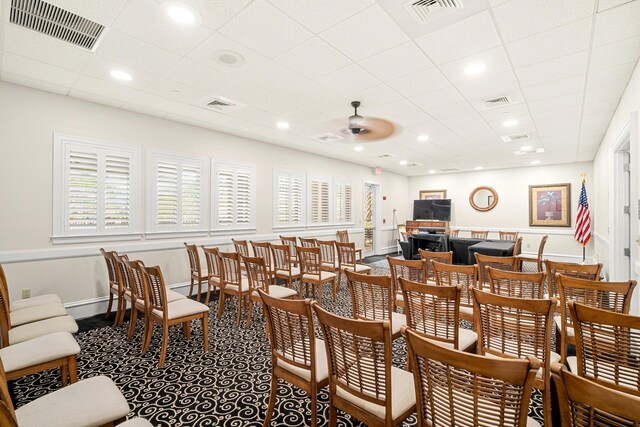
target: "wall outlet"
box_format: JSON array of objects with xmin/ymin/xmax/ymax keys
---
[{"xmin": 22, "ymin": 288, "xmax": 30, "ymax": 299}]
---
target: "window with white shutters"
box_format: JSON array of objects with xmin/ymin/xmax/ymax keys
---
[
  {"xmin": 53, "ymin": 134, "xmax": 141, "ymax": 242},
  {"xmin": 213, "ymin": 160, "xmax": 256, "ymax": 231},
  {"xmin": 308, "ymin": 176, "xmax": 332, "ymax": 226},
  {"xmin": 335, "ymin": 181, "xmax": 353, "ymax": 224},
  {"xmin": 273, "ymin": 169, "xmax": 305, "ymax": 228},
  {"xmin": 147, "ymin": 150, "xmax": 209, "ymax": 234}
]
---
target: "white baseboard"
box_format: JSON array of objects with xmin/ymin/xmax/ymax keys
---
[{"xmin": 379, "ymin": 245, "xmax": 400, "ymax": 255}]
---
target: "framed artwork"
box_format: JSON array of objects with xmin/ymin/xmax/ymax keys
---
[
  {"xmin": 419, "ymin": 189, "xmax": 447, "ymax": 200},
  {"xmin": 529, "ymin": 183, "xmax": 571, "ymax": 227}
]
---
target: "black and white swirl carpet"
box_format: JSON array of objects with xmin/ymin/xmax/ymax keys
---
[{"xmin": 10, "ymin": 266, "xmax": 544, "ymax": 426}]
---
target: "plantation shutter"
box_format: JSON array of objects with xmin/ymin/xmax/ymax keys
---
[
  {"xmin": 274, "ymin": 170, "xmax": 305, "ymax": 227},
  {"xmin": 214, "ymin": 161, "xmax": 256, "ymax": 230},
  {"xmin": 181, "ymin": 164, "xmax": 201, "ymax": 227},
  {"xmin": 67, "ymin": 150, "xmax": 98, "ymax": 231},
  {"xmin": 335, "ymin": 182, "xmax": 352, "ymax": 224},
  {"xmin": 309, "ymin": 177, "xmax": 331, "ymax": 225},
  {"xmin": 156, "ymin": 160, "xmax": 178, "ymax": 227}
]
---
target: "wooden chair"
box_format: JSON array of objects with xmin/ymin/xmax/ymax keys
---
[
  {"xmin": 448, "ymin": 229, "xmax": 459, "ymax": 237},
  {"xmin": 201, "ymin": 246, "xmax": 222, "ymax": 305},
  {"xmin": 251, "ymin": 241, "xmax": 276, "ymax": 278},
  {"xmin": 242, "ymin": 255, "xmax": 297, "ymax": 329},
  {"xmin": 280, "ymin": 236, "xmax": 299, "ymax": 267},
  {"xmin": 499, "ymin": 231, "xmax": 518, "ymax": 241},
  {"xmin": 552, "ymin": 364, "xmax": 640, "ymax": 427},
  {"xmin": 271, "ymin": 243, "xmax": 301, "ymax": 290},
  {"xmin": 400, "ymin": 277, "xmax": 476, "ymax": 352},
  {"xmin": 417, "ymin": 249, "xmax": 452, "ymax": 281},
  {"xmin": 404, "ymin": 328, "xmax": 540, "ymax": 427},
  {"xmin": 313, "ymin": 303, "xmax": 416, "ymax": 427},
  {"xmin": 545, "ymin": 260, "xmax": 602, "ymax": 301},
  {"xmin": 336, "ymin": 230, "xmax": 363, "ymax": 262},
  {"xmin": 431, "ymin": 261, "xmax": 477, "ymax": 324},
  {"xmin": 472, "ymin": 288, "xmax": 557, "ymax": 424},
  {"xmin": 185, "ymin": 243, "xmax": 208, "ymax": 302},
  {"xmin": 557, "ymin": 274, "xmax": 635, "ymax": 364},
  {"xmin": 299, "ymin": 237, "xmax": 318, "ymax": 248},
  {"xmin": 232, "ymin": 239, "xmax": 250, "ymax": 257},
  {"xmin": 346, "ymin": 271, "xmax": 405, "ymax": 340},
  {"xmin": 569, "ymin": 301, "xmax": 640, "ymax": 396},
  {"xmin": 512, "ymin": 236, "xmax": 523, "ymax": 256},
  {"xmin": 297, "ymin": 246, "xmax": 337, "ymax": 304},
  {"xmin": 100, "ymin": 248, "xmax": 122, "ymax": 322},
  {"xmin": 336, "ymin": 241, "xmax": 372, "ymax": 287},
  {"xmin": 113, "ymin": 253, "xmax": 136, "ymax": 330},
  {"xmin": 259, "ymin": 291, "xmax": 328, "ymax": 427},
  {"xmin": 487, "ymin": 267, "xmax": 547, "ymax": 299},
  {"xmin": 317, "ymin": 239, "xmax": 338, "ymax": 273},
  {"xmin": 470, "ymin": 230, "xmax": 488, "ymax": 239},
  {"xmin": 518, "ymin": 235, "xmax": 548, "ymax": 273},
  {"xmin": 475, "ymin": 253, "xmax": 518, "ymax": 289},
  {"xmin": 140, "ymin": 264, "xmax": 209, "ymax": 368},
  {"xmin": 387, "ymin": 256, "xmax": 426, "ymax": 311},
  {"xmin": 217, "ymin": 251, "xmax": 251, "ymax": 327}
]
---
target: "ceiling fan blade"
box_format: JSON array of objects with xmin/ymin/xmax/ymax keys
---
[{"xmin": 353, "ymin": 117, "xmax": 398, "ymax": 141}]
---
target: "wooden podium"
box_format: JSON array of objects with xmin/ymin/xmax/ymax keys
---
[{"xmin": 406, "ymin": 220, "xmax": 449, "ymax": 235}]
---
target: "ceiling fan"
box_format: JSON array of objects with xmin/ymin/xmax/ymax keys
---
[{"xmin": 336, "ymin": 101, "xmax": 399, "ymax": 142}]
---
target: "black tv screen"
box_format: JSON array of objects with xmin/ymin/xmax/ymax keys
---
[{"xmin": 413, "ymin": 199, "xmax": 451, "ymax": 221}]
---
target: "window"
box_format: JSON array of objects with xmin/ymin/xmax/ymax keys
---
[
  {"xmin": 53, "ymin": 133, "xmax": 141, "ymax": 242},
  {"xmin": 335, "ymin": 181, "xmax": 353, "ymax": 224},
  {"xmin": 273, "ymin": 169, "xmax": 305, "ymax": 228},
  {"xmin": 212, "ymin": 160, "xmax": 256, "ymax": 231},
  {"xmin": 308, "ymin": 176, "xmax": 332, "ymax": 226},
  {"xmin": 147, "ymin": 150, "xmax": 209, "ymax": 234}
]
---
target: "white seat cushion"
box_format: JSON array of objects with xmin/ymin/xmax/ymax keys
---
[
  {"xmin": 15, "ymin": 375, "xmax": 130, "ymax": 427},
  {"xmin": 566, "ymin": 356, "xmax": 577, "ymax": 373},
  {"xmin": 555, "ymin": 321, "xmax": 574, "ymax": 337},
  {"xmin": 419, "ymin": 328, "xmax": 478, "ymax": 351},
  {"xmin": 321, "ymin": 261, "xmax": 339, "ymax": 270},
  {"xmin": 302, "ymin": 271, "xmax": 336, "ymax": 282},
  {"xmin": 0, "ymin": 331, "xmax": 79, "ymax": 373},
  {"xmin": 11, "ymin": 294, "xmax": 62, "ymax": 311},
  {"xmin": 276, "ymin": 338, "xmax": 329, "ymax": 382},
  {"xmin": 8, "ymin": 315, "xmax": 78, "ymax": 345},
  {"xmin": 119, "ymin": 418, "xmax": 154, "ymax": 427},
  {"xmin": 153, "ymin": 299, "xmax": 209, "ymax": 320},
  {"xmin": 336, "ymin": 364, "xmax": 416, "ymax": 420},
  {"xmin": 252, "ymin": 285, "xmax": 297, "ymax": 299},
  {"xmin": 276, "ymin": 267, "xmax": 301, "ymax": 277},
  {"xmin": 391, "ymin": 312, "xmax": 406, "ymax": 336},
  {"xmin": 459, "ymin": 306, "xmax": 474, "ymax": 317},
  {"xmin": 527, "ymin": 417, "xmax": 541, "ymax": 427},
  {"xmin": 342, "ymin": 264, "xmax": 372, "ymax": 273},
  {"xmin": 224, "ymin": 277, "xmax": 250, "ymax": 293},
  {"xmin": 10, "ymin": 303, "xmax": 68, "ymax": 327},
  {"xmin": 166, "ymin": 289, "xmax": 186, "ymax": 302}
]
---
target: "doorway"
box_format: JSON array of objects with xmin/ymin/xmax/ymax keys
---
[{"xmin": 363, "ymin": 182, "xmax": 380, "ymax": 256}]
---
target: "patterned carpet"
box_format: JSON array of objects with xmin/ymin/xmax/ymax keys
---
[{"xmin": 10, "ymin": 265, "xmax": 544, "ymax": 426}]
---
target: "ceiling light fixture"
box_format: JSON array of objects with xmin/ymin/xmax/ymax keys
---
[
  {"xmin": 354, "ymin": 146, "xmax": 364, "ymax": 152},
  {"xmin": 428, "ymin": 169, "xmax": 436, "ymax": 174},
  {"xmin": 503, "ymin": 119, "xmax": 518, "ymax": 127},
  {"xmin": 399, "ymin": 160, "xmax": 408, "ymax": 166},
  {"xmin": 520, "ymin": 145, "xmax": 533, "ymax": 152},
  {"xmin": 530, "ymin": 160, "xmax": 541, "ymax": 165},
  {"xmin": 464, "ymin": 63, "xmax": 486, "ymax": 76},
  {"xmin": 536, "ymin": 148, "xmax": 545, "ymax": 153},
  {"xmin": 110, "ymin": 70, "xmax": 132, "ymax": 81},
  {"xmin": 163, "ymin": 1, "xmax": 201, "ymax": 25},
  {"xmin": 276, "ymin": 121, "xmax": 289, "ymax": 129},
  {"xmin": 474, "ymin": 166, "xmax": 483, "ymax": 170},
  {"xmin": 212, "ymin": 50, "xmax": 245, "ymax": 67},
  {"xmin": 417, "ymin": 135, "xmax": 429, "ymax": 142}
]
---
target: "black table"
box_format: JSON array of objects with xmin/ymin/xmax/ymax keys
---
[
  {"xmin": 448, "ymin": 237, "xmax": 484, "ymax": 264},
  {"xmin": 468, "ymin": 241, "xmax": 516, "ymax": 262},
  {"xmin": 408, "ymin": 233, "xmax": 449, "ymax": 259}
]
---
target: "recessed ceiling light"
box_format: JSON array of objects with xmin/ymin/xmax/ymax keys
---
[
  {"xmin": 399, "ymin": 160, "xmax": 408, "ymax": 166},
  {"xmin": 166, "ymin": 2, "xmax": 197, "ymax": 25},
  {"xmin": 520, "ymin": 145, "xmax": 533, "ymax": 152},
  {"xmin": 530, "ymin": 160, "xmax": 541, "ymax": 165},
  {"xmin": 276, "ymin": 121, "xmax": 289, "ymax": 129},
  {"xmin": 474, "ymin": 166, "xmax": 483, "ymax": 170},
  {"xmin": 110, "ymin": 70, "xmax": 132, "ymax": 81},
  {"xmin": 354, "ymin": 146, "xmax": 364, "ymax": 152},
  {"xmin": 464, "ymin": 63, "xmax": 486, "ymax": 76},
  {"xmin": 417, "ymin": 135, "xmax": 429, "ymax": 142},
  {"xmin": 428, "ymin": 169, "xmax": 436, "ymax": 174},
  {"xmin": 536, "ymin": 148, "xmax": 545, "ymax": 153},
  {"xmin": 503, "ymin": 119, "xmax": 518, "ymax": 127},
  {"xmin": 212, "ymin": 50, "xmax": 245, "ymax": 67}
]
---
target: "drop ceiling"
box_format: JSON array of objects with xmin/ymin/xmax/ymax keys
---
[{"xmin": 1, "ymin": 0, "xmax": 639, "ymax": 176}]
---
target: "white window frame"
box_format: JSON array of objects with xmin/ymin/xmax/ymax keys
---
[
  {"xmin": 52, "ymin": 133, "xmax": 142, "ymax": 244},
  {"xmin": 146, "ymin": 149, "xmax": 210, "ymax": 237},
  {"xmin": 334, "ymin": 179, "xmax": 354, "ymax": 226},
  {"xmin": 273, "ymin": 168, "xmax": 306, "ymax": 231},
  {"xmin": 211, "ymin": 159, "xmax": 257, "ymax": 233},
  {"xmin": 307, "ymin": 174, "xmax": 333, "ymax": 228}
]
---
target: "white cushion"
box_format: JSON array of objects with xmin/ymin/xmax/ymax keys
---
[
  {"xmin": 11, "ymin": 294, "xmax": 62, "ymax": 311},
  {"xmin": 252, "ymin": 285, "xmax": 297, "ymax": 299},
  {"xmin": 391, "ymin": 312, "xmax": 406, "ymax": 336},
  {"xmin": 555, "ymin": 322, "xmax": 574, "ymax": 337},
  {"xmin": 8, "ymin": 316, "xmax": 78, "ymax": 345},
  {"xmin": 528, "ymin": 417, "xmax": 541, "ymax": 427},
  {"xmin": 275, "ymin": 267, "xmax": 301, "ymax": 277},
  {"xmin": 10, "ymin": 303, "xmax": 68, "ymax": 327},
  {"xmin": 302, "ymin": 271, "xmax": 336, "ymax": 282},
  {"xmin": 15, "ymin": 375, "xmax": 130, "ymax": 427},
  {"xmin": 567, "ymin": 356, "xmax": 577, "ymax": 373},
  {"xmin": 166, "ymin": 289, "xmax": 186, "ymax": 302},
  {"xmin": 153, "ymin": 299, "xmax": 209, "ymax": 320},
  {"xmin": 322, "ymin": 261, "xmax": 339, "ymax": 270},
  {"xmin": 342, "ymin": 264, "xmax": 372, "ymax": 273},
  {"xmin": 0, "ymin": 332, "xmax": 79, "ymax": 373},
  {"xmin": 276, "ymin": 338, "xmax": 329, "ymax": 382},
  {"xmin": 224, "ymin": 277, "xmax": 250, "ymax": 293},
  {"xmin": 419, "ymin": 328, "xmax": 478, "ymax": 352},
  {"xmin": 459, "ymin": 306, "xmax": 474, "ymax": 317},
  {"xmin": 119, "ymin": 419, "xmax": 154, "ymax": 427},
  {"xmin": 336, "ymin": 364, "xmax": 416, "ymax": 420}
]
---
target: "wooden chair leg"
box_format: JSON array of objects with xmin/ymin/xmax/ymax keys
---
[
  {"xmin": 310, "ymin": 383, "xmax": 318, "ymax": 427},
  {"xmin": 263, "ymin": 375, "xmax": 278, "ymax": 427},
  {"xmin": 204, "ymin": 285, "xmax": 212, "ymax": 306},
  {"xmin": 61, "ymin": 365, "xmax": 68, "ymax": 386},
  {"xmin": 127, "ymin": 306, "xmax": 138, "ymax": 339},
  {"xmin": 188, "ymin": 276, "xmax": 195, "ymax": 299},
  {"xmin": 332, "ymin": 278, "xmax": 338, "ymax": 302},
  {"xmin": 114, "ymin": 297, "xmax": 124, "ymax": 326},
  {"xmin": 245, "ymin": 300, "xmax": 254, "ymax": 329},
  {"xmin": 201, "ymin": 313, "xmax": 208, "ymax": 352},
  {"xmin": 329, "ymin": 401, "xmax": 337, "ymax": 427},
  {"xmin": 182, "ymin": 321, "xmax": 191, "ymax": 339},
  {"xmin": 158, "ymin": 324, "xmax": 169, "ymax": 368},
  {"xmin": 196, "ymin": 280, "xmax": 202, "ymax": 302},
  {"xmin": 68, "ymin": 355, "xmax": 77, "ymax": 383},
  {"xmin": 217, "ymin": 293, "xmax": 226, "ymax": 320},
  {"xmin": 104, "ymin": 292, "xmax": 114, "ymax": 319},
  {"xmin": 142, "ymin": 320, "xmax": 153, "ymax": 354},
  {"xmin": 542, "ymin": 384, "xmax": 552, "ymax": 425},
  {"xmin": 318, "ymin": 283, "xmax": 323, "ymax": 305},
  {"xmin": 236, "ymin": 295, "xmax": 243, "ymax": 327}
]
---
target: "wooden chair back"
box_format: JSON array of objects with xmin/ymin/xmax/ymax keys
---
[
  {"xmin": 232, "ymin": 239, "xmax": 250, "ymax": 257},
  {"xmin": 242, "ymin": 256, "xmax": 270, "ymax": 295},
  {"xmin": 297, "ymin": 246, "xmax": 322, "ymax": 277},
  {"xmin": 519, "ymin": 235, "xmax": 549, "ymax": 273},
  {"xmin": 313, "ymin": 303, "xmax": 394, "ymax": 423},
  {"xmin": 271, "ymin": 244, "xmax": 294, "ymax": 273},
  {"xmin": 553, "ymin": 365, "xmax": 640, "ymax": 426},
  {"xmin": 537, "ymin": 235, "xmax": 549, "ymax": 260},
  {"xmin": 487, "ymin": 268, "xmax": 546, "ymax": 299},
  {"xmin": 387, "ymin": 256, "xmax": 427, "ymax": 300},
  {"xmin": 201, "ymin": 246, "xmax": 221, "ymax": 279},
  {"xmin": 250, "ymin": 241, "xmax": 273, "ymax": 272},
  {"xmin": 0, "ymin": 269, "xmax": 11, "ymax": 346},
  {"xmin": 140, "ymin": 265, "xmax": 169, "ymax": 315},
  {"xmin": 432, "ymin": 261, "xmax": 477, "ymax": 312},
  {"xmin": 299, "ymin": 237, "xmax": 318, "ymax": 248},
  {"xmin": 0, "ymin": 359, "xmax": 17, "ymax": 424},
  {"xmin": 475, "ymin": 253, "xmax": 518, "ymax": 288},
  {"xmin": 346, "ymin": 271, "xmax": 393, "ymax": 322},
  {"xmin": 100, "ymin": 248, "xmax": 119, "ymax": 293},
  {"xmin": 448, "ymin": 229, "xmax": 459, "ymax": 237},
  {"xmin": 401, "ymin": 277, "xmax": 460, "ymax": 348},
  {"xmin": 405, "ymin": 328, "xmax": 539, "ymax": 427},
  {"xmin": 317, "ymin": 239, "xmax": 337, "ymax": 267},
  {"xmin": 417, "ymin": 250, "xmax": 452, "ymax": 281},
  {"xmin": 512, "ymin": 236, "xmax": 523, "ymax": 256},
  {"xmin": 219, "ymin": 251, "xmax": 242, "ymax": 289},
  {"xmin": 336, "ymin": 229, "xmax": 349, "ymax": 243},
  {"xmin": 0, "ymin": 401, "xmax": 16, "ymax": 427},
  {"xmin": 569, "ymin": 301, "xmax": 640, "ymax": 396},
  {"xmin": 471, "ymin": 230, "xmax": 488, "ymax": 239},
  {"xmin": 279, "ymin": 236, "xmax": 298, "ymax": 263},
  {"xmin": 335, "ymin": 241, "xmax": 358, "ymax": 269},
  {"xmin": 545, "ymin": 260, "xmax": 602, "ymax": 299},
  {"xmin": 112, "ymin": 253, "xmax": 132, "ymax": 295},
  {"xmin": 499, "ymin": 231, "xmax": 518, "ymax": 241},
  {"xmin": 184, "ymin": 243, "xmax": 203, "ymax": 277},
  {"xmin": 126, "ymin": 259, "xmax": 148, "ymax": 308}
]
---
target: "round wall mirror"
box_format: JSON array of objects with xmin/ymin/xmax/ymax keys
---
[{"xmin": 469, "ymin": 186, "xmax": 498, "ymax": 212}]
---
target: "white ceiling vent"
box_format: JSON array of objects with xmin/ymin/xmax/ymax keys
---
[
  {"xmin": 375, "ymin": 153, "xmax": 398, "ymax": 159},
  {"xmin": 406, "ymin": 162, "xmax": 422, "ymax": 167},
  {"xmin": 202, "ymin": 96, "xmax": 244, "ymax": 113},
  {"xmin": 501, "ymin": 133, "xmax": 531, "ymax": 142},
  {"xmin": 483, "ymin": 96, "xmax": 512, "ymax": 109},
  {"xmin": 441, "ymin": 167, "xmax": 460, "ymax": 172},
  {"xmin": 10, "ymin": 0, "xmax": 105, "ymax": 51},
  {"xmin": 405, "ymin": 0, "xmax": 464, "ymax": 24},
  {"xmin": 312, "ymin": 133, "xmax": 343, "ymax": 143}
]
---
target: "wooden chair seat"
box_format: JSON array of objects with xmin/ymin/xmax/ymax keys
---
[
  {"xmin": 152, "ymin": 298, "xmax": 209, "ymax": 320},
  {"xmin": 7, "ymin": 315, "xmax": 78, "ymax": 346},
  {"xmin": 359, "ymin": 310, "xmax": 406, "ymax": 337},
  {"xmin": 223, "ymin": 277, "xmax": 250, "ymax": 293},
  {"xmin": 485, "ymin": 350, "xmax": 561, "ymax": 381},
  {"xmin": 8, "ymin": 303, "xmax": 68, "ymax": 327},
  {"xmin": 302, "ymin": 271, "xmax": 336, "ymax": 282},
  {"xmin": 10, "ymin": 294, "xmax": 62, "ymax": 311},
  {"xmin": 417, "ymin": 326, "xmax": 478, "ymax": 352},
  {"xmin": 277, "ymin": 338, "xmax": 329, "ymax": 382},
  {"xmin": 341, "ymin": 264, "xmax": 371, "ymax": 274},
  {"xmin": 275, "ymin": 267, "xmax": 301, "ymax": 277},
  {"xmin": 252, "ymin": 285, "xmax": 297, "ymax": 299}
]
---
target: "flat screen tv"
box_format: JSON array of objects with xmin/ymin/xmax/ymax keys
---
[{"xmin": 413, "ymin": 199, "xmax": 451, "ymax": 221}]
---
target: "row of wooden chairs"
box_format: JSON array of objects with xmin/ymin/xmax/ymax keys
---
[{"xmin": 448, "ymin": 229, "xmax": 519, "ymax": 241}]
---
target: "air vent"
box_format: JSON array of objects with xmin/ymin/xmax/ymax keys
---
[
  {"xmin": 441, "ymin": 168, "xmax": 460, "ymax": 172},
  {"xmin": 312, "ymin": 133, "xmax": 343, "ymax": 143},
  {"xmin": 10, "ymin": 0, "xmax": 105, "ymax": 51},
  {"xmin": 202, "ymin": 96, "xmax": 244, "ymax": 113},
  {"xmin": 375, "ymin": 154, "xmax": 397, "ymax": 159},
  {"xmin": 405, "ymin": 0, "xmax": 464, "ymax": 24},
  {"xmin": 501, "ymin": 133, "xmax": 531, "ymax": 142},
  {"xmin": 483, "ymin": 96, "xmax": 512, "ymax": 109},
  {"xmin": 406, "ymin": 162, "xmax": 422, "ymax": 167}
]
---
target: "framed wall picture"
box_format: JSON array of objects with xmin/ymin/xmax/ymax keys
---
[
  {"xmin": 529, "ymin": 183, "xmax": 571, "ymax": 227},
  {"xmin": 419, "ymin": 189, "xmax": 447, "ymax": 200}
]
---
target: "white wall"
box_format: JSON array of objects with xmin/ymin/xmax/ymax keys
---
[
  {"xmin": 408, "ymin": 162, "xmax": 594, "ymax": 260},
  {"xmin": 0, "ymin": 82, "xmax": 409, "ymax": 317}
]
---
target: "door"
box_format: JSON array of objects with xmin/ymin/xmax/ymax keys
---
[{"xmin": 363, "ymin": 182, "xmax": 379, "ymax": 256}]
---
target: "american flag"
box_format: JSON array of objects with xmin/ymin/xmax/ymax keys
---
[{"xmin": 574, "ymin": 180, "xmax": 591, "ymax": 245}]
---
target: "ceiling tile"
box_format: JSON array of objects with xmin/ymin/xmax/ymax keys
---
[
  {"xmin": 582, "ymin": 98, "xmax": 620, "ymax": 116},
  {"xmin": 1, "ymin": 71, "xmax": 70, "ymax": 95},
  {"xmin": 351, "ymin": 84, "xmax": 403, "ymax": 108},
  {"xmin": 359, "ymin": 42, "xmax": 433, "ymax": 82},
  {"xmin": 521, "ymin": 74, "xmax": 586, "ymax": 101},
  {"xmin": 69, "ymin": 89, "xmax": 129, "ymax": 108},
  {"xmin": 368, "ymin": 99, "xmax": 423, "ymax": 119},
  {"xmin": 317, "ymin": 64, "xmax": 380, "ymax": 95},
  {"xmin": 455, "ymin": 70, "xmax": 520, "ymax": 102},
  {"xmin": 268, "ymin": 0, "xmax": 374, "ymax": 33},
  {"xmin": 415, "ymin": 11, "xmax": 502, "ymax": 65},
  {"xmin": 410, "ymin": 86, "xmax": 466, "ymax": 111},
  {"xmin": 505, "ymin": 18, "xmax": 592, "ymax": 68},
  {"xmin": 515, "ymin": 51, "xmax": 589, "ymax": 87},
  {"xmin": 283, "ymin": 108, "xmax": 333, "ymax": 127},
  {"xmin": 438, "ymin": 46, "xmax": 512, "ymax": 85},
  {"xmin": 188, "ymin": 31, "xmax": 268, "ymax": 75},
  {"xmin": 528, "ymin": 91, "xmax": 584, "ymax": 114},
  {"xmin": 122, "ymin": 103, "xmax": 169, "ymax": 119},
  {"xmin": 219, "ymin": 1, "xmax": 313, "ymax": 58},
  {"xmin": 426, "ymin": 101, "xmax": 478, "ymax": 121},
  {"xmin": 72, "ymin": 75, "xmax": 139, "ymax": 104},
  {"xmin": 584, "ymin": 81, "xmax": 628, "ymax": 103},
  {"xmin": 186, "ymin": 0, "xmax": 255, "ymax": 30},
  {"xmin": 587, "ymin": 61, "xmax": 636, "ymax": 89},
  {"xmin": 42, "ymin": 0, "xmax": 129, "ymax": 26},
  {"xmin": 589, "ymin": 36, "xmax": 640, "ymax": 70},
  {"xmin": 319, "ymin": 5, "xmax": 409, "ymax": 61},
  {"xmin": 387, "ymin": 67, "xmax": 451, "ymax": 98},
  {"xmin": 123, "ymin": 92, "xmax": 184, "ymax": 116},
  {"xmin": 492, "ymin": 0, "xmax": 596, "ymax": 42},
  {"xmin": 1, "ymin": 53, "xmax": 79, "ymax": 87},
  {"xmin": 593, "ymin": 0, "xmax": 640, "ymax": 46},
  {"xmin": 274, "ymin": 37, "xmax": 352, "ymax": 79}
]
